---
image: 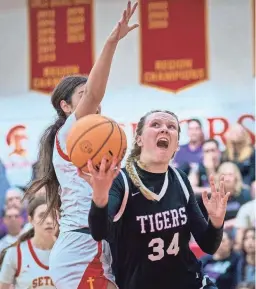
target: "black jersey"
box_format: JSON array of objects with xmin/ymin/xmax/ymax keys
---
[{"xmin": 89, "ymin": 165, "xmax": 222, "ymax": 289}]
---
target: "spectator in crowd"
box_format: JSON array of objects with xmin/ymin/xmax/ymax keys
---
[
  {"xmin": 173, "ymin": 118, "xmax": 204, "ymax": 167},
  {"xmin": 216, "ymin": 162, "xmax": 251, "ymax": 230},
  {"xmin": 236, "ymin": 228, "xmax": 255, "ymax": 284},
  {"xmin": 200, "ymin": 231, "xmax": 240, "ymax": 289},
  {"xmin": 0, "ymin": 159, "xmax": 10, "ymax": 213},
  {"xmin": 0, "ymin": 207, "xmax": 23, "ymax": 253},
  {"xmin": 234, "ymin": 181, "xmax": 256, "ymax": 251},
  {"xmin": 181, "ymin": 139, "xmax": 222, "ymax": 195},
  {"xmin": 222, "ymin": 124, "xmax": 255, "ymax": 186},
  {"xmin": 0, "ymin": 188, "xmax": 27, "ymax": 238}
]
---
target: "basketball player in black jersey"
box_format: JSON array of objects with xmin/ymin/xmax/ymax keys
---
[{"xmin": 78, "ymin": 110, "xmax": 230, "ymax": 289}]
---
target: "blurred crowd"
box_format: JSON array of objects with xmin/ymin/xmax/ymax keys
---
[{"xmin": 0, "ymin": 120, "xmax": 255, "ymax": 289}]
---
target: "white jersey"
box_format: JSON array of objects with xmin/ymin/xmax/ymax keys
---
[
  {"xmin": 0, "ymin": 239, "xmax": 54, "ymax": 289},
  {"xmin": 52, "ymin": 113, "xmax": 93, "ymax": 233},
  {"xmin": 0, "ymin": 234, "xmax": 19, "ymax": 254}
]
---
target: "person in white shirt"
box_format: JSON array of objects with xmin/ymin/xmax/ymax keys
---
[
  {"xmin": 0, "ymin": 196, "xmax": 56, "ymax": 289},
  {"xmin": 234, "ymin": 181, "xmax": 256, "ymax": 251},
  {"xmin": 24, "ymin": 2, "xmax": 138, "ymax": 289}
]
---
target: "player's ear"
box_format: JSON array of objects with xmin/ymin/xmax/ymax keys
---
[{"xmin": 60, "ymin": 100, "xmax": 72, "ymax": 115}]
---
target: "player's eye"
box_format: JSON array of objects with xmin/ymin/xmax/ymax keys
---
[
  {"xmin": 152, "ymin": 122, "xmax": 160, "ymax": 128},
  {"xmin": 168, "ymin": 124, "xmax": 177, "ymax": 130}
]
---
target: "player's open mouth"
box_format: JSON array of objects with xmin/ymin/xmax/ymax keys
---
[
  {"xmin": 156, "ymin": 137, "xmax": 169, "ymax": 149},
  {"xmin": 45, "ymin": 227, "xmax": 54, "ymax": 231}
]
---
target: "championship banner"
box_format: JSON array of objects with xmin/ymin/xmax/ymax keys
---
[
  {"xmin": 139, "ymin": 0, "xmax": 208, "ymax": 93},
  {"xmin": 28, "ymin": 0, "xmax": 94, "ymax": 94}
]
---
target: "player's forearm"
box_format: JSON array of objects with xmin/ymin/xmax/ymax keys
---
[
  {"xmin": 188, "ymin": 197, "xmax": 223, "ymax": 254},
  {"xmin": 193, "ymin": 220, "xmax": 223, "ymax": 255},
  {"xmin": 89, "ymin": 200, "xmax": 109, "ymax": 241},
  {"xmin": 89, "ymin": 188, "xmax": 122, "ymax": 241},
  {"xmin": 75, "ymin": 39, "xmax": 118, "ymax": 119},
  {"xmin": 86, "ymin": 39, "xmax": 117, "ymax": 99}
]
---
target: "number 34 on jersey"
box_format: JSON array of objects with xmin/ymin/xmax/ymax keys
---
[{"xmin": 148, "ymin": 233, "xmax": 180, "ymax": 261}]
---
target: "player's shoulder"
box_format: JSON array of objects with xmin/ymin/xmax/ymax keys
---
[
  {"xmin": 168, "ymin": 165, "xmax": 193, "ymax": 200},
  {"xmin": 168, "ymin": 165, "xmax": 189, "ymax": 182},
  {"xmin": 113, "ymin": 167, "xmax": 129, "ymax": 186},
  {"xmin": 2, "ymin": 245, "xmax": 18, "ymax": 261},
  {"xmin": 111, "ymin": 167, "xmax": 133, "ymax": 192},
  {"xmin": 58, "ymin": 113, "xmax": 77, "ymax": 141}
]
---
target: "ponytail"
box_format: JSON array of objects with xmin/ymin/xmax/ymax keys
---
[
  {"xmin": 0, "ymin": 228, "xmax": 34, "ymax": 269},
  {"xmin": 24, "ymin": 117, "xmax": 65, "ymax": 221},
  {"xmin": 125, "ymin": 151, "xmax": 155, "ymax": 201}
]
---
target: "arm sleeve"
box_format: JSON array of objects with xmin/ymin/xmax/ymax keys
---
[
  {"xmin": 0, "ymin": 247, "xmax": 17, "ymax": 284},
  {"xmin": 88, "ymin": 172, "xmax": 126, "ymax": 241},
  {"xmin": 178, "ymin": 170, "xmax": 223, "ymax": 255},
  {"xmin": 57, "ymin": 113, "xmax": 76, "ymax": 154}
]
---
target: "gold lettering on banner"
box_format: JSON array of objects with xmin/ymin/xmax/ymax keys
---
[
  {"xmin": 50, "ymin": 0, "xmax": 72, "ymax": 7},
  {"xmin": 30, "ymin": 0, "xmax": 91, "ymax": 8},
  {"xmin": 30, "ymin": 0, "xmax": 49, "ymax": 8},
  {"xmin": 36, "ymin": 9, "xmax": 56, "ymax": 64},
  {"xmin": 148, "ymin": 1, "xmax": 169, "ymax": 29},
  {"xmin": 33, "ymin": 65, "xmax": 80, "ymax": 89},
  {"xmin": 144, "ymin": 59, "xmax": 205, "ymax": 82},
  {"xmin": 43, "ymin": 65, "xmax": 80, "ymax": 77},
  {"xmin": 67, "ymin": 7, "xmax": 86, "ymax": 43},
  {"xmin": 73, "ymin": 0, "xmax": 91, "ymax": 4}
]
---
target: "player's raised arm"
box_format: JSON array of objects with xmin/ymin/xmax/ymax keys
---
[
  {"xmin": 75, "ymin": 1, "xmax": 139, "ymax": 119},
  {"xmin": 184, "ymin": 172, "xmax": 229, "ymax": 254}
]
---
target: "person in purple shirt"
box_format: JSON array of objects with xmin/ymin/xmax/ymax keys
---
[
  {"xmin": 173, "ymin": 118, "xmax": 204, "ymax": 168},
  {"xmin": 0, "ymin": 159, "xmax": 10, "ymax": 213},
  {"xmin": 0, "ymin": 187, "xmax": 27, "ymax": 238}
]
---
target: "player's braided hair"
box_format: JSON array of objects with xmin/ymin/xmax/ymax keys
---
[
  {"xmin": 24, "ymin": 75, "xmax": 87, "ymax": 222},
  {"xmin": 125, "ymin": 110, "xmax": 180, "ymax": 200},
  {"xmin": 0, "ymin": 196, "xmax": 47, "ymax": 269}
]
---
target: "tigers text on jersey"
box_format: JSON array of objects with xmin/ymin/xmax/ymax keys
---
[
  {"xmin": 52, "ymin": 113, "xmax": 93, "ymax": 233},
  {"xmin": 0, "ymin": 239, "xmax": 55, "ymax": 289},
  {"xmin": 89, "ymin": 165, "xmax": 223, "ymax": 289}
]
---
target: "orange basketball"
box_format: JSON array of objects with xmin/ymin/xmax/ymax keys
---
[{"xmin": 66, "ymin": 114, "xmax": 127, "ymax": 172}]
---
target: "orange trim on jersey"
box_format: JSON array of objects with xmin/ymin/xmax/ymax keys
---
[
  {"xmin": 27, "ymin": 239, "xmax": 49, "ymax": 270},
  {"xmin": 15, "ymin": 243, "xmax": 22, "ymax": 277},
  {"xmin": 55, "ymin": 129, "xmax": 70, "ymax": 162},
  {"xmin": 77, "ymin": 242, "xmax": 111, "ymax": 289}
]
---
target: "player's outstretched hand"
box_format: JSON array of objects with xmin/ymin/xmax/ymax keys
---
[
  {"xmin": 202, "ymin": 175, "xmax": 230, "ymax": 228},
  {"xmin": 108, "ymin": 1, "xmax": 139, "ymax": 43},
  {"xmin": 78, "ymin": 157, "xmax": 121, "ymax": 206}
]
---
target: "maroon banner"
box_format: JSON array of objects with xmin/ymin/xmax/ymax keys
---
[
  {"xmin": 28, "ymin": 0, "xmax": 94, "ymax": 94},
  {"xmin": 139, "ymin": 0, "xmax": 208, "ymax": 93}
]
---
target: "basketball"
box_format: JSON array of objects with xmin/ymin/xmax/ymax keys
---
[{"xmin": 66, "ymin": 114, "xmax": 127, "ymax": 172}]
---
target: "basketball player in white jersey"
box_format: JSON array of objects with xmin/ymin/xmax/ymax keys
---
[
  {"xmin": 0, "ymin": 196, "xmax": 56, "ymax": 289},
  {"xmin": 24, "ymin": 2, "xmax": 138, "ymax": 289}
]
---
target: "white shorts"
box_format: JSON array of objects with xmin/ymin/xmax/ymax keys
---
[{"xmin": 49, "ymin": 231, "xmax": 116, "ymax": 289}]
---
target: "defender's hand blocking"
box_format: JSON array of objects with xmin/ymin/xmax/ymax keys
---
[
  {"xmin": 78, "ymin": 157, "xmax": 121, "ymax": 205},
  {"xmin": 108, "ymin": 1, "xmax": 139, "ymax": 43},
  {"xmin": 202, "ymin": 175, "xmax": 230, "ymax": 229}
]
